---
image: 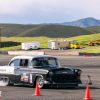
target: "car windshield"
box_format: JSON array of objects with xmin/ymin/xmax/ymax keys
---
[{"xmin": 31, "ymin": 57, "xmax": 60, "ymax": 67}]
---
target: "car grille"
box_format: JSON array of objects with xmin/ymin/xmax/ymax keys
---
[{"xmin": 53, "ymin": 75, "xmax": 77, "ymax": 83}]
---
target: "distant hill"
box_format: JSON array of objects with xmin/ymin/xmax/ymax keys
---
[
  {"xmin": 43, "ymin": 17, "xmax": 100, "ymax": 28},
  {"xmin": 85, "ymin": 26, "xmax": 100, "ymax": 33},
  {"xmin": 61, "ymin": 17, "xmax": 100, "ymax": 28},
  {"xmin": 1, "ymin": 24, "xmax": 41, "ymax": 37},
  {"xmin": 1, "ymin": 24, "xmax": 94, "ymax": 38}
]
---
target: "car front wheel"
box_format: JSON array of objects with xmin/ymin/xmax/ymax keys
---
[{"xmin": 36, "ymin": 76, "xmax": 45, "ymax": 89}]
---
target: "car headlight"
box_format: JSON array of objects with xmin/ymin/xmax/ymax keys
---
[
  {"xmin": 74, "ymin": 70, "xmax": 78, "ymax": 73},
  {"xmin": 78, "ymin": 71, "xmax": 82, "ymax": 75},
  {"xmin": 49, "ymin": 71, "xmax": 54, "ymax": 76}
]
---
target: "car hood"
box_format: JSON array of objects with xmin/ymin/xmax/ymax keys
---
[
  {"xmin": 34, "ymin": 66, "xmax": 80, "ymax": 71},
  {"xmin": 34, "ymin": 67, "xmax": 77, "ymax": 74}
]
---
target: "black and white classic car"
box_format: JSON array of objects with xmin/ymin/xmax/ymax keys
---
[{"xmin": 0, "ymin": 55, "xmax": 82, "ymax": 88}]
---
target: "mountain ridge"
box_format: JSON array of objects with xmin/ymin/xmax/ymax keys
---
[{"xmin": 43, "ymin": 17, "xmax": 100, "ymax": 28}]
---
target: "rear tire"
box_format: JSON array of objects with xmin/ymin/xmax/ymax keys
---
[
  {"xmin": 63, "ymin": 47, "xmax": 67, "ymax": 50},
  {"xmin": 3, "ymin": 78, "xmax": 10, "ymax": 86},
  {"xmin": 2, "ymin": 77, "xmax": 13, "ymax": 86}
]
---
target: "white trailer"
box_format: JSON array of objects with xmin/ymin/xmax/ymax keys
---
[
  {"xmin": 22, "ymin": 41, "xmax": 40, "ymax": 50},
  {"xmin": 67, "ymin": 40, "xmax": 74, "ymax": 48},
  {"xmin": 50, "ymin": 40, "xmax": 74, "ymax": 50}
]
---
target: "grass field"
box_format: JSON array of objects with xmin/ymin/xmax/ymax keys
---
[
  {"xmin": 85, "ymin": 26, "xmax": 100, "ymax": 33},
  {"xmin": 67, "ymin": 33, "xmax": 100, "ymax": 44},
  {"xmin": 1, "ymin": 33, "xmax": 100, "ymax": 52},
  {"xmin": 82, "ymin": 49, "xmax": 100, "ymax": 53},
  {"xmin": 1, "ymin": 37, "xmax": 67, "ymax": 50}
]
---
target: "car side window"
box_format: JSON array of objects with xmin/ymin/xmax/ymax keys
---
[
  {"xmin": 20, "ymin": 59, "xmax": 30, "ymax": 68},
  {"xmin": 9, "ymin": 59, "xmax": 20, "ymax": 67}
]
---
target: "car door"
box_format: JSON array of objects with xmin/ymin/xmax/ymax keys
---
[
  {"xmin": 9, "ymin": 59, "xmax": 21, "ymax": 83},
  {"xmin": 14, "ymin": 59, "xmax": 31, "ymax": 83}
]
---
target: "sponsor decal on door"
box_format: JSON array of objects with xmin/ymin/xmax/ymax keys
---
[
  {"xmin": 21, "ymin": 73, "xmax": 29, "ymax": 82},
  {"xmin": 30, "ymin": 74, "xmax": 32, "ymax": 83}
]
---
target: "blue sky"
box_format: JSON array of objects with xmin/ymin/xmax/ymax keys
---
[{"xmin": 0, "ymin": 0, "xmax": 100, "ymax": 24}]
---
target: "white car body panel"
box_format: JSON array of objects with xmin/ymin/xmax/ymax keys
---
[{"xmin": 0, "ymin": 66, "xmax": 14, "ymax": 74}]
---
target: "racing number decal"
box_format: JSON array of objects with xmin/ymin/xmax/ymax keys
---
[
  {"xmin": 30, "ymin": 74, "xmax": 32, "ymax": 83},
  {"xmin": 21, "ymin": 73, "xmax": 29, "ymax": 82}
]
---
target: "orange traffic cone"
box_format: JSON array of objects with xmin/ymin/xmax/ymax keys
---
[
  {"xmin": 83, "ymin": 86, "xmax": 92, "ymax": 100},
  {"xmin": 33, "ymin": 84, "xmax": 42, "ymax": 96}
]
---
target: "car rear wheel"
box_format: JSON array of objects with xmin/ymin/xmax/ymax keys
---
[
  {"xmin": 3, "ymin": 78, "xmax": 10, "ymax": 86},
  {"xmin": 1, "ymin": 77, "xmax": 13, "ymax": 86},
  {"xmin": 36, "ymin": 76, "xmax": 45, "ymax": 89}
]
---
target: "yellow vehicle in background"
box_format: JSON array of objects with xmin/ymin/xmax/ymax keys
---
[
  {"xmin": 88, "ymin": 39, "xmax": 100, "ymax": 46},
  {"xmin": 70, "ymin": 43, "xmax": 80, "ymax": 49}
]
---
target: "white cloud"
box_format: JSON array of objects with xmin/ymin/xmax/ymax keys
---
[
  {"xmin": 41, "ymin": 8, "xmax": 56, "ymax": 12},
  {"xmin": 0, "ymin": 0, "xmax": 100, "ymax": 23},
  {"xmin": 0, "ymin": 0, "xmax": 38, "ymax": 15},
  {"xmin": 0, "ymin": 0, "xmax": 99, "ymax": 14}
]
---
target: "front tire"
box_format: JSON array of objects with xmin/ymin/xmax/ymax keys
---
[{"xmin": 36, "ymin": 76, "xmax": 45, "ymax": 89}]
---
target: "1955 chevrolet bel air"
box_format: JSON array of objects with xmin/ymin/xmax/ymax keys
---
[{"xmin": 0, "ymin": 55, "xmax": 82, "ymax": 88}]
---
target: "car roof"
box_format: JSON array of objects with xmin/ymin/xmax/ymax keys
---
[{"xmin": 10, "ymin": 55, "xmax": 57, "ymax": 61}]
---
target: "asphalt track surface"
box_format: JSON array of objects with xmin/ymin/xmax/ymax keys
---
[{"xmin": 0, "ymin": 55, "xmax": 100, "ymax": 100}]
